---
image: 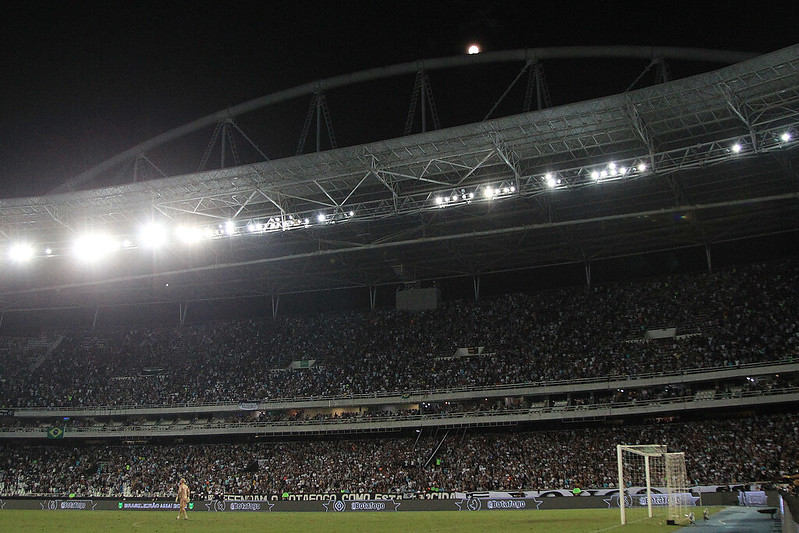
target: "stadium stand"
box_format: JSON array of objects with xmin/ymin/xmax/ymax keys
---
[
  {"xmin": 1, "ymin": 257, "xmax": 797, "ymax": 408},
  {"xmin": 1, "ymin": 256, "xmax": 798, "ymax": 499}
]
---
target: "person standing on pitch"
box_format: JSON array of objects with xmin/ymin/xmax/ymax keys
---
[{"xmin": 176, "ymin": 478, "xmax": 190, "ymax": 520}]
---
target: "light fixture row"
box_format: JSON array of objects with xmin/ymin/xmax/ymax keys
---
[{"xmin": 3, "ymin": 134, "xmax": 795, "ymax": 265}]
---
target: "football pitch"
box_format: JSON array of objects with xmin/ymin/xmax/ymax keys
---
[{"xmin": 0, "ymin": 507, "xmax": 706, "ymax": 532}]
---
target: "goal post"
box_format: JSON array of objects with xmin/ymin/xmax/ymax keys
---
[{"xmin": 617, "ymin": 444, "xmax": 690, "ymax": 526}]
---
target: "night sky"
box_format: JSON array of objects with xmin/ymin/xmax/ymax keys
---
[{"xmin": 1, "ymin": 1, "xmax": 797, "ymax": 198}]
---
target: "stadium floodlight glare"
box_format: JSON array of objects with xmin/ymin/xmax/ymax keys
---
[
  {"xmin": 44, "ymin": 248, "xmax": 53, "ymax": 256},
  {"xmin": 731, "ymin": 142, "xmax": 742, "ymax": 153},
  {"xmin": 781, "ymin": 132, "xmax": 792, "ymax": 142},
  {"xmin": 317, "ymin": 213, "xmax": 327, "ymax": 223},
  {"xmin": 73, "ymin": 233, "xmax": 120, "ymax": 262},
  {"xmin": 467, "ymin": 44, "xmax": 480, "ymax": 55},
  {"xmin": 9, "ymin": 242, "xmax": 35, "ymax": 263},
  {"xmin": 545, "ymin": 173, "xmax": 557, "ymax": 188},
  {"xmin": 139, "ymin": 223, "xmax": 168, "ymax": 249},
  {"xmin": 175, "ymin": 225, "xmax": 204, "ymax": 244},
  {"xmin": 224, "ymin": 220, "xmax": 236, "ymax": 235},
  {"xmin": 637, "ymin": 162, "xmax": 647, "ymax": 172}
]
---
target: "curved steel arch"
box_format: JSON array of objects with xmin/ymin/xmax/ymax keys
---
[{"xmin": 52, "ymin": 46, "xmax": 758, "ymax": 194}]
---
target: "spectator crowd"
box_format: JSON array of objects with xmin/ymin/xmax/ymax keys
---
[
  {"xmin": 1, "ymin": 258, "xmax": 798, "ymax": 500},
  {"xmin": 1, "ymin": 259, "xmax": 797, "ymax": 408},
  {"xmin": 0, "ymin": 413, "xmax": 796, "ymax": 498}
]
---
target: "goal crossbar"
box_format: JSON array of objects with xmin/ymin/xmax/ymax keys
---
[{"xmin": 617, "ymin": 444, "xmax": 689, "ymax": 526}]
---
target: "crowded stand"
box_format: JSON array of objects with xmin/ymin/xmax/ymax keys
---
[
  {"xmin": 0, "ymin": 413, "xmax": 797, "ymax": 498},
  {"xmin": 2, "ymin": 372, "xmax": 796, "ymax": 434},
  {"xmin": 1, "ymin": 258, "xmax": 798, "ymax": 408}
]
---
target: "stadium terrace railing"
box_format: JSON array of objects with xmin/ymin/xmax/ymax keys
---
[
  {"xmin": 3, "ymin": 386, "xmax": 798, "ymax": 438},
  {"xmin": 5, "ymin": 357, "xmax": 797, "ymax": 414}
]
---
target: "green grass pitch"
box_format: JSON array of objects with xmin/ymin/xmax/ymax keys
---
[{"xmin": 0, "ymin": 507, "xmax": 710, "ymax": 532}]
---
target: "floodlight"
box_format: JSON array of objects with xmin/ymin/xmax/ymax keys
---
[
  {"xmin": 591, "ymin": 171, "xmax": 600, "ymax": 180},
  {"xmin": 9, "ymin": 242, "xmax": 35, "ymax": 263},
  {"xmin": 73, "ymin": 233, "xmax": 119, "ymax": 261},
  {"xmin": 731, "ymin": 143, "xmax": 742, "ymax": 153},
  {"xmin": 317, "ymin": 213, "xmax": 326, "ymax": 223},
  {"xmin": 139, "ymin": 223, "xmax": 168, "ymax": 249},
  {"xmin": 467, "ymin": 44, "xmax": 480, "ymax": 55},
  {"xmin": 176, "ymin": 226, "xmax": 203, "ymax": 244},
  {"xmin": 637, "ymin": 163, "xmax": 647, "ymax": 172},
  {"xmin": 483, "ymin": 187, "xmax": 495, "ymax": 198},
  {"xmin": 545, "ymin": 173, "xmax": 556, "ymax": 188},
  {"xmin": 781, "ymin": 132, "xmax": 792, "ymax": 142},
  {"xmin": 224, "ymin": 220, "xmax": 236, "ymax": 235}
]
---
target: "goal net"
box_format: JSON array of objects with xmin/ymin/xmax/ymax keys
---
[{"xmin": 616, "ymin": 444, "xmax": 690, "ymax": 526}]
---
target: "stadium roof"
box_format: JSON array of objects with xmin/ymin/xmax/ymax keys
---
[{"xmin": 0, "ymin": 44, "xmax": 798, "ymax": 313}]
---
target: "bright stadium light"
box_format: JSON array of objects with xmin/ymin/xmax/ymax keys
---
[
  {"xmin": 224, "ymin": 220, "xmax": 236, "ymax": 235},
  {"xmin": 139, "ymin": 223, "xmax": 168, "ymax": 248},
  {"xmin": 467, "ymin": 44, "xmax": 480, "ymax": 55},
  {"xmin": 9, "ymin": 242, "xmax": 35, "ymax": 263},
  {"xmin": 731, "ymin": 142, "xmax": 742, "ymax": 153},
  {"xmin": 73, "ymin": 233, "xmax": 120, "ymax": 261},
  {"xmin": 175, "ymin": 226, "xmax": 204, "ymax": 244},
  {"xmin": 317, "ymin": 213, "xmax": 327, "ymax": 223},
  {"xmin": 780, "ymin": 132, "xmax": 792, "ymax": 142},
  {"xmin": 545, "ymin": 173, "xmax": 557, "ymax": 188}
]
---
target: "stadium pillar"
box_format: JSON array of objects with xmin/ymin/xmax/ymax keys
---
[
  {"xmin": 705, "ymin": 245, "xmax": 712, "ymax": 273},
  {"xmin": 369, "ymin": 286, "xmax": 377, "ymax": 310},
  {"xmin": 584, "ymin": 261, "xmax": 592, "ymax": 288},
  {"xmin": 272, "ymin": 293, "xmax": 280, "ymax": 319},
  {"xmin": 179, "ymin": 302, "xmax": 188, "ymax": 327}
]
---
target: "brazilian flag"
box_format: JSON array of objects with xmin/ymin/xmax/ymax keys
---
[{"xmin": 46, "ymin": 427, "xmax": 65, "ymax": 439}]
